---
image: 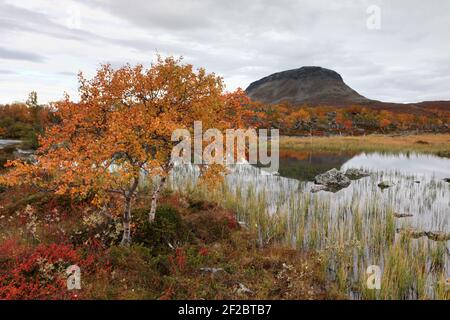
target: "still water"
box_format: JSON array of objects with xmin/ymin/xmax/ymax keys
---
[
  {"xmin": 173, "ymin": 151, "xmax": 450, "ymax": 233},
  {"xmin": 0, "ymin": 139, "xmax": 21, "ymax": 149}
]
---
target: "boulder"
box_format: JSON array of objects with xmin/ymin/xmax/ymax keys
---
[
  {"xmin": 235, "ymin": 283, "xmax": 254, "ymax": 295},
  {"xmin": 443, "ymin": 178, "xmax": 450, "ymax": 183},
  {"xmin": 378, "ymin": 181, "xmax": 394, "ymax": 189},
  {"xmin": 310, "ymin": 185, "xmax": 328, "ymax": 193},
  {"xmin": 393, "ymin": 213, "xmax": 413, "ymax": 218},
  {"xmin": 344, "ymin": 168, "xmax": 370, "ymax": 180},
  {"xmin": 313, "ymin": 168, "xmax": 351, "ymax": 192},
  {"xmin": 396, "ymin": 228, "xmax": 426, "ymax": 239},
  {"xmin": 425, "ymin": 231, "xmax": 450, "ymax": 242},
  {"xmin": 200, "ymin": 267, "xmax": 224, "ymax": 274},
  {"xmin": 396, "ymin": 228, "xmax": 450, "ymax": 242}
]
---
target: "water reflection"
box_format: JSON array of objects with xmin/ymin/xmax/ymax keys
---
[
  {"xmin": 342, "ymin": 152, "xmax": 450, "ymax": 180},
  {"xmin": 278, "ymin": 150, "xmax": 354, "ymax": 181}
]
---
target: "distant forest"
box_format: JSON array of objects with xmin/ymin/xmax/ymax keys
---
[{"xmin": 1, "ymin": 92, "xmax": 449, "ymax": 149}]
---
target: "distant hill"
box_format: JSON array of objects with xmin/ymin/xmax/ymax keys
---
[{"xmin": 245, "ymin": 67, "xmax": 450, "ymax": 115}]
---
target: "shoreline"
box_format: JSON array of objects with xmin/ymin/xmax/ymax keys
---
[{"xmin": 279, "ymin": 133, "xmax": 450, "ymax": 156}]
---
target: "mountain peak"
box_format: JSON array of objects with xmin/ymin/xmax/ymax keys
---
[{"xmin": 245, "ymin": 67, "xmax": 369, "ymax": 106}]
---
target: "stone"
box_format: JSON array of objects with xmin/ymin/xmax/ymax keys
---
[
  {"xmin": 344, "ymin": 168, "xmax": 370, "ymax": 180},
  {"xmin": 393, "ymin": 213, "xmax": 414, "ymax": 218},
  {"xmin": 313, "ymin": 168, "xmax": 351, "ymax": 192},
  {"xmin": 200, "ymin": 267, "xmax": 224, "ymax": 274},
  {"xmin": 311, "ymin": 185, "xmax": 328, "ymax": 193},
  {"xmin": 378, "ymin": 181, "xmax": 394, "ymax": 189},
  {"xmin": 425, "ymin": 231, "xmax": 450, "ymax": 242}
]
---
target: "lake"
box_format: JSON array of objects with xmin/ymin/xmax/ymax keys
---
[
  {"xmin": 0, "ymin": 139, "xmax": 22, "ymax": 149},
  {"xmin": 173, "ymin": 151, "xmax": 449, "ymax": 231}
]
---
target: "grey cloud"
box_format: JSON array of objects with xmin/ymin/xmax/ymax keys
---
[
  {"xmin": 57, "ymin": 71, "xmax": 78, "ymax": 77},
  {"xmin": 0, "ymin": 46, "xmax": 45, "ymax": 63},
  {"xmin": 0, "ymin": 69, "xmax": 16, "ymax": 75},
  {"xmin": 80, "ymin": 0, "xmax": 450, "ymax": 102},
  {"xmin": 0, "ymin": 3, "xmax": 84, "ymax": 41},
  {"xmin": 0, "ymin": 3, "xmax": 131, "ymax": 47},
  {"xmin": 2, "ymin": 0, "xmax": 450, "ymax": 103}
]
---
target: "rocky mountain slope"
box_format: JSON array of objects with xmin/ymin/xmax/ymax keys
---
[
  {"xmin": 245, "ymin": 66, "xmax": 371, "ymax": 105},
  {"xmin": 245, "ymin": 67, "xmax": 450, "ymax": 114}
]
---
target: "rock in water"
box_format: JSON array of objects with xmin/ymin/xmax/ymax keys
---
[
  {"xmin": 443, "ymin": 178, "xmax": 450, "ymax": 183},
  {"xmin": 396, "ymin": 228, "xmax": 450, "ymax": 242},
  {"xmin": 378, "ymin": 181, "xmax": 394, "ymax": 189},
  {"xmin": 313, "ymin": 168, "xmax": 351, "ymax": 192},
  {"xmin": 425, "ymin": 231, "xmax": 450, "ymax": 242},
  {"xmin": 344, "ymin": 168, "xmax": 370, "ymax": 180},
  {"xmin": 393, "ymin": 213, "xmax": 414, "ymax": 218},
  {"xmin": 311, "ymin": 185, "xmax": 327, "ymax": 193},
  {"xmin": 396, "ymin": 228, "xmax": 426, "ymax": 239}
]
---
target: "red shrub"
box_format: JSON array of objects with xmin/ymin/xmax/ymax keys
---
[
  {"xmin": 198, "ymin": 247, "xmax": 209, "ymax": 257},
  {"xmin": 0, "ymin": 241, "xmax": 87, "ymax": 300},
  {"xmin": 168, "ymin": 248, "xmax": 186, "ymax": 273},
  {"xmin": 225, "ymin": 214, "xmax": 238, "ymax": 230}
]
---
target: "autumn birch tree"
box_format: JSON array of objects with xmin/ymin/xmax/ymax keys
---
[{"xmin": 0, "ymin": 56, "xmax": 249, "ymax": 245}]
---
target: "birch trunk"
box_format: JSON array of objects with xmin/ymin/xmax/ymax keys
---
[
  {"xmin": 149, "ymin": 176, "xmax": 167, "ymax": 223},
  {"xmin": 120, "ymin": 196, "xmax": 132, "ymax": 246},
  {"xmin": 120, "ymin": 178, "xmax": 139, "ymax": 246}
]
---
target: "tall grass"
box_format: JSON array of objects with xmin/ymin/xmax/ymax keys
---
[{"xmin": 168, "ymin": 163, "xmax": 449, "ymax": 300}]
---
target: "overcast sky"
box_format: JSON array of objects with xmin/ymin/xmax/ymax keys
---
[{"xmin": 1, "ymin": 0, "xmax": 450, "ymax": 104}]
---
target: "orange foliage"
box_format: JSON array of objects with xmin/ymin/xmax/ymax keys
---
[{"xmin": 0, "ymin": 56, "xmax": 250, "ymax": 244}]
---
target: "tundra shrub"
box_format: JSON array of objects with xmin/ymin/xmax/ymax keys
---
[{"xmin": 133, "ymin": 205, "xmax": 192, "ymax": 254}]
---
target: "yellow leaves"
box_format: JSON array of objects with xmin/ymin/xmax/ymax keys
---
[
  {"xmin": 0, "ymin": 160, "xmax": 34, "ymax": 186},
  {"xmin": 198, "ymin": 164, "xmax": 227, "ymax": 190},
  {"xmin": 55, "ymin": 184, "xmax": 68, "ymax": 195}
]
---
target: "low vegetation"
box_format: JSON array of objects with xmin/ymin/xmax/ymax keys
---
[
  {"xmin": 0, "ymin": 92, "xmax": 52, "ymax": 149},
  {"xmin": 255, "ymin": 104, "xmax": 450, "ymax": 136},
  {"xmin": 0, "ymin": 187, "xmax": 340, "ymax": 300},
  {"xmin": 280, "ymin": 134, "xmax": 450, "ymax": 157}
]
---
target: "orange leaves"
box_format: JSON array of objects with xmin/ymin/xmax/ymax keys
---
[
  {"xmin": 0, "ymin": 56, "xmax": 251, "ymax": 205},
  {"xmin": 198, "ymin": 164, "xmax": 227, "ymax": 189}
]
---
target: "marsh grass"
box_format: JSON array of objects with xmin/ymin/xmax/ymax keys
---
[{"xmin": 168, "ymin": 163, "xmax": 449, "ymax": 300}]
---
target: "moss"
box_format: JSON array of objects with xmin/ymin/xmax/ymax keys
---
[
  {"xmin": 109, "ymin": 244, "xmax": 153, "ymax": 268},
  {"xmin": 2, "ymin": 191, "xmax": 76, "ymax": 215},
  {"xmin": 2, "ymin": 192, "xmax": 50, "ymax": 213},
  {"xmin": 133, "ymin": 205, "xmax": 193, "ymax": 254},
  {"xmin": 185, "ymin": 209, "xmax": 237, "ymax": 243},
  {"xmin": 188, "ymin": 198, "xmax": 207, "ymax": 211}
]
